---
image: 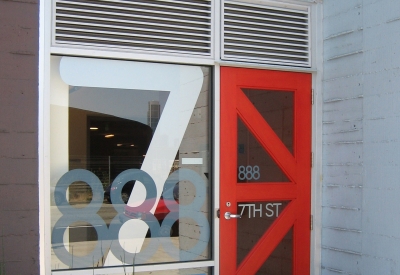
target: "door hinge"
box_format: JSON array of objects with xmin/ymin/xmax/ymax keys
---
[
  {"xmin": 311, "ymin": 89, "xmax": 315, "ymax": 105},
  {"xmin": 310, "ymin": 214, "xmax": 313, "ymax": 230},
  {"xmin": 311, "ymin": 152, "xmax": 314, "ymax": 168}
]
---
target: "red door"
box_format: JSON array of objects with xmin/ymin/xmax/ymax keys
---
[{"xmin": 220, "ymin": 67, "xmax": 311, "ymax": 274}]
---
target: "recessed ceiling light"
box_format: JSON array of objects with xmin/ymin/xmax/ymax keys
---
[
  {"xmin": 117, "ymin": 144, "xmax": 122, "ymax": 146},
  {"xmin": 90, "ymin": 127, "xmax": 98, "ymax": 130},
  {"xmin": 105, "ymin": 134, "xmax": 114, "ymax": 138},
  {"xmin": 130, "ymin": 144, "xmax": 135, "ymax": 147}
]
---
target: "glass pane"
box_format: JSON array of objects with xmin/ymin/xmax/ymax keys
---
[
  {"xmin": 237, "ymin": 119, "xmax": 289, "ymax": 183},
  {"xmin": 242, "ymin": 89, "xmax": 294, "ymax": 154},
  {"xmin": 237, "ymin": 201, "xmax": 290, "ymax": 266},
  {"xmin": 256, "ymin": 228, "xmax": 293, "ymax": 275},
  {"xmin": 50, "ymin": 57, "xmax": 212, "ymax": 271}
]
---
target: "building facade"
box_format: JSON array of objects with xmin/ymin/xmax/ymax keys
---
[{"xmin": 1, "ymin": 0, "xmax": 400, "ymax": 274}]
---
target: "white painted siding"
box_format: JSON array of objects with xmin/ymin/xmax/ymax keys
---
[{"xmin": 322, "ymin": 0, "xmax": 400, "ymax": 274}]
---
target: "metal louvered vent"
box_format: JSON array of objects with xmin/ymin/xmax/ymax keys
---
[
  {"xmin": 53, "ymin": 0, "xmax": 212, "ymax": 56},
  {"xmin": 222, "ymin": 0, "xmax": 310, "ymax": 67}
]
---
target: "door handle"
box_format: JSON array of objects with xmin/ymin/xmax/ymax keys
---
[{"xmin": 224, "ymin": 212, "xmax": 242, "ymax": 220}]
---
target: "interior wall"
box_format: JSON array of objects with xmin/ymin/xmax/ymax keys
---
[
  {"xmin": 69, "ymin": 108, "xmax": 87, "ymax": 162},
  {"xmin": 322, "ymin": 0, "xmax": 400, "ymax": 274},
  {"xmin": 0, "ymin": 0, "xmax": 39, "ymax": 274}
]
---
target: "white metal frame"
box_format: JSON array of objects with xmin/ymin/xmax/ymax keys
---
[
  {"xmin": 52, "ymin": 261, "xmax": 214, "ymax": 275},
  {"xmin": 310, "ymin": 2, "xmax": 323, "ymax": 275},
  {"xmin": 39, "ymin": 0, "xmax": 53, "ymax": 273},
  {"xmin": 39, "ymin": 0, "xmax": 323, "ymax": 274}
]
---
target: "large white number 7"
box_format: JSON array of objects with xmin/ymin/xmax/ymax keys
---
[{"xmin": 60, "ymin": 57, "xmax": 204, "ymax": 264}]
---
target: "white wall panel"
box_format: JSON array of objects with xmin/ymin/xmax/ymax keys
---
[{"xmin": 322, "ymin": 0, "xmax": 400, "ymax": 274}]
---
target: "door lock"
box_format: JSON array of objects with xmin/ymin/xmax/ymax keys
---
[{"xmin": 224, "ymin": 212, "xmax": 242, "ymax": 220}]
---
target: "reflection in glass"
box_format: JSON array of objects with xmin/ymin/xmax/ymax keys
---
[
  {"xmin": 237, "ymin": 89, "xmax": 293, "ymax": 183},
  {"xmin": 241, "ymin": 89, "xmax": 293, "ymax": 154},
  {"xmin": 237, "ymin": 119, "xmax": 289, "ymax": 183},
  {"xmin": 258, "ymin": 228, "xmax": 293, "ymax": 275},
  {"xmin": 50, "ymin": 57, "xmax": 211, "ymax": 271},
  {"xmin": 236, "ymin": 201, "xmax": 292, "ymax": 274}
]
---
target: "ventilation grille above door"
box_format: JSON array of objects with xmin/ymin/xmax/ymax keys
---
[
  {"xmin": 53, "ymin": 0, "xmax": 213, "ymax": 57},
  {"xmin": 222, "ymin": 1, "xmax": 311, "ymax": 67}
]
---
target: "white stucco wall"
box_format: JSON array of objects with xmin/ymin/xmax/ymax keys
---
[{"xmin": 322, "ymin": 0, "xmax": 400, "ymax": 274}]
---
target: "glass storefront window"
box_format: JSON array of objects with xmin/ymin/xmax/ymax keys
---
[{"xmin": 50, "ymin": 56, "xmax": 212, "ymax": 272}]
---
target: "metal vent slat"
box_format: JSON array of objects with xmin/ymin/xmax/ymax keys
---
[
  {"xmin": 225, "ymin": 42, "xmax": 308, "ymax": 54},
  {"xmin": 57, "ymin": 21, "xmax": 211, "ymax": 39},
  {"xmin": 225, "ymin": 38, "xmax": 308, "ymax": 51},
  {"xmin": 56, "ymin": 27, "xmax": 210, "ymax": 45},
  {"xmin": 59, "ymin": 1, "xmax": 211, "ymax": 15},
  {"xmin": 56, "ymin": 40, "xmax": 208, "ymax": 55},
  {"xmin": 56, "ymin": 34, "xmax": 210, "ymax": 50},
  {"xmin": 225, "ymin": 18, "xmax": 308, "ymax": 33},
  {"xmin": 224, "ymin": 0, "xmax": 308, "ymax": 15},
  {"xmin": 56, "ymin": 18, "xmax": 209, "ymax": 34},
  {"xmin": 225, "ymin": 12, "xmax": 308, "ymax": 27},
  {"xmin": 53, "ymin": 0, "xmax": 212, "ymax": 56},
  {"xmin": 57, "ymin": 6, "xmax": 211, "ymax": 21},
  {"xmin": 225, "ymin": 30, "xmax": 308, "ymax": 44},
  {"xmin": 224, "ymin": 26, "xmax": 308, "ymax": 40},
  {"xmin": 224, "ymin": 51, "xmax": 308, "ymax": 63},
  {"xmin": 56, "ymin": 13, "xmax": 211, "ymax": 28},
  {"xmin": 92, "ymin": 0, "xmax": 212, "ymax": 8},
  {"xmin": 225, "ymin": 6, "xmax": 307, "ymax": 20},
  {"xmin": 224, "ymin": 54, "xmax": 308, "ymax": 65},
  {"xmin": 222, "ymin": 0, "xmax": 311, "ymax": 67}
]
